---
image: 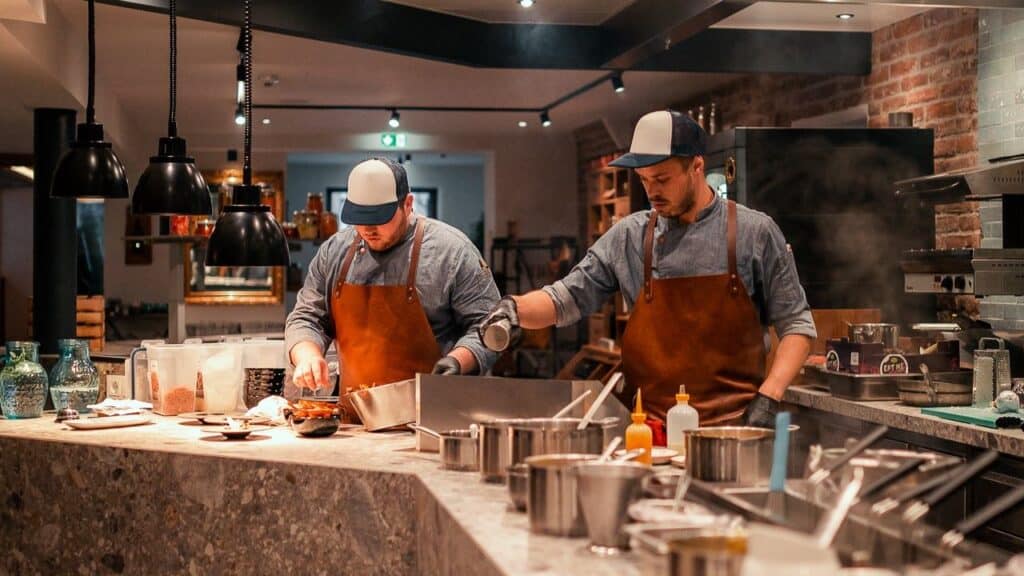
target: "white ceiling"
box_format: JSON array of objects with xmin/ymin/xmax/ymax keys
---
[
  {"xmin": 389, "ymin": 0, "xmax": 635, "ymax": 25},
  {"xmin": 715, "ymin": 3, "xmax": 931, "ymax": 33},
  {"xmin": 290, "ymin": 151, "xmax": 485, "ymax": 167}
]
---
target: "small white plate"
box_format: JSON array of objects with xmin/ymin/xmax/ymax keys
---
[
  {"xmin": 615, "ymin": 447, "xmax": 678, "ymax": 465},
  {"xmin": 670, "ymin": 454, "xmax": 686, "ymax": 469},
  {"xmin": 65, "ymin": 414, "xmax": 152, "ymax": 430}
]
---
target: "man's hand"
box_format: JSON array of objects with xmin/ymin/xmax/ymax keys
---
[
  {"xmin": 291, "ymin": 342, "xmax": 329, "ymax": 391},
  {"xmin": 478, "ymin": 296, "xmax": 522, "ymax": 350},
  {"xmin": 431, "ymin": 356, "xmax": 462, "ymax": 376},
  {"xmin": 742, "ymin": 393, "xmax": 780, "ymax": 429}
]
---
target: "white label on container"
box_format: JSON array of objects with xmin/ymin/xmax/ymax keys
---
[{"xmin": 850, "ymin": 352, "xmax": 860, "ymax": 367}]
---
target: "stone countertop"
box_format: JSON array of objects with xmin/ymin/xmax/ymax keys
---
[
  {"xmin": 784, "ymin": 386, "xmax": 1024, "ymax": 458},
  {"xmin": 0, "ymin": 415, "xmax": 643, "ymax": 576}
]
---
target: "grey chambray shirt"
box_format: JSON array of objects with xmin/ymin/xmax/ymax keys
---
[
  {"xmin": 285, "ymin": 215, "xmax": 500, "ymax": 373},
  {"xmin": 542, "ymin": 193, "xmax": 817, "ymax": 349}
]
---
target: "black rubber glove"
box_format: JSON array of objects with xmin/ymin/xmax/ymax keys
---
[
  {"xmin": 477, "ymin": 296, "xmax": 522, "ymax": 351},
  {"xmin": 742, "ymin": 393, "xmax": 780, "ymax": 429},
  {"xmin": 431, "ymin": 356, "xmax": 462, "ymax": 376}
]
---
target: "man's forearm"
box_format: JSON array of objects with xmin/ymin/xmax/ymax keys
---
[
  {"xmin": 759, "ymin": 334, "xmax": 812, "ymax": 400},
  {"xmin": 512, "ymin": 291, "xmax": 557, "ymax": 330},
  {"xmin": 289, "ymin": 340, "xmax": 324, "ymax": 366}
]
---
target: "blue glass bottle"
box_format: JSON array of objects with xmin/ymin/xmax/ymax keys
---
[
  {"xmin": 0, "ymin": 341, "xmax": 49, "ymax": 419},
  {"xmin": 49, "ymin": 339, "xmax": 100, "ymax": 413}
]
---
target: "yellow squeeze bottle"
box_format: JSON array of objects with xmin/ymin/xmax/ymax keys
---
[{"xmin": 625, "ymin": 389, "xmax": 653, "ymax": 466}]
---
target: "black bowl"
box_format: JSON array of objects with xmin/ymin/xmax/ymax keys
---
[{"xmin": 284, "ymin": 408, "xmax": 342, "ymax": 438}]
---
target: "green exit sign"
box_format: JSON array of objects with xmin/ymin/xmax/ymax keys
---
[{"xmin": 380, "ymin": 133, "xmax": 407, "ymax": 148}]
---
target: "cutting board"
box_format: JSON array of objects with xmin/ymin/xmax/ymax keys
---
[{"xmin": 921, "ymin": 406, "xmax": 1008, "ymax": 428}]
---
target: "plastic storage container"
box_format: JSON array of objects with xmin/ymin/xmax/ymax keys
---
[
  {"xmin": 200, "ymin": 343, "xmax": 245, "ymax": 412},
  {"xmin": 242, "ymin": 339, "xmax": 287, "ymax": 408},
  {"xmin": 146, "ymin": 344, "xmax": 197, "ymax": 415}
]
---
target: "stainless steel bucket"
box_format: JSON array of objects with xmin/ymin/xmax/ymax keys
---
[
  {"xmin": 685, "ymin": 427, "xmax": 779, "ymax": 486},
  {"xmin": 510, "ymin": 417, "xmax": 618, "ymax": 467},
  {"xmin": 525, "ymin": 453, "xmax": 597, "ymax": 537}
]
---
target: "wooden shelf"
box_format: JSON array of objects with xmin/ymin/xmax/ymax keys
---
[{"xmin": 124, "ymin": 235, "xmax": 206, "ymax": 244}]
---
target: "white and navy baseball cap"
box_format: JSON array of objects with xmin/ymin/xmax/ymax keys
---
[
  {"xmin": 610, "ymin": 110, "xmax": 707, "ymax": 169},
  {"xmin": 341, "ymin": 157, "xmax": 411, "ymax": 225}
]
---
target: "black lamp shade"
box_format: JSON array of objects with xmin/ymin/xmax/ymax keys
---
[
  {"xmin": 132, "ymin": 137, "xmax": 212, "ymax": 215},
  {"xmin": 51, "ymin": 122, "xmax": 128, "ymax": 199},
  {"xmin": 205, "ymin": 185, "xmax": 289, "ymax": 266}
]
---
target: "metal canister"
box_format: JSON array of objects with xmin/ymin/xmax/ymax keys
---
[
  {"xmin": 525, "ymin": 453, "xmax": 597, "ymax": 537},
  {"xmin": 478, "ymin": 418, "xmax": 527, "ymax": 483},
  {"xmin": 509, "ymin": 417, "xmax": 618, "ymax": 468},
  {"xmin": 685, "ymin": 427, "xmax": 778, "ymax": 486}
]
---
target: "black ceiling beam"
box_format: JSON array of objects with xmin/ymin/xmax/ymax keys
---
[
  {"xmin": 635, "ymin": 29, "xmax": 872, "ymax": 75},
  {"xmin": 600, "ymin": 0, "xmax": 754, "ymax": 70},
  {"xmin": 95, "ymin": 0, "xmax": 871, "ymax": 75}
]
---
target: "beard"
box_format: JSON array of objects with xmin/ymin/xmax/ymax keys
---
[
  {"xmin": 651, "ymin": 175, "xmax": 696, "ymax": 218},
  {"xmin": 362, "ymin": 211, "xmax": 410, "ymax": 252}
]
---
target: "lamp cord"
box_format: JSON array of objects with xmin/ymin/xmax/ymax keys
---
[
  {"xmin": 168, "ymin": 0, "xmax": 177, "ymax": 137},
  {"xmin": 243, "ymin": 0, "xmax": 252, "ymax": 186},
  {"xmin": 87, "ymin": 0, "xmax": 96, "ymax": 125}
]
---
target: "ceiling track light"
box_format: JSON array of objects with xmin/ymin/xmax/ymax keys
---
[
  {"xmin": 51, "ymin": 0, "xmax": 128, "ymax": 199},
  {"xmin": 206, "ymin": 0, "xmax": 288, "ymax": 268},
  {"xmin": 540, "ymin": 110, "xmax": 551, "ymax": 127},
  {"xmin": 236, "ymin": 63, "xmax": 246, "ymax": 105},
  {"xmin": 388, "ymin": 109, "xmax": 401, "ymax": 128},
  {"xmin": 234, "ymin": 103, "xmax": 245, "ymax": 125},
  {"xmin": 131, "ymin": 0, "xmax": 212, "ymax": 216},
  {"xmin": 611, "ymin": 74, "xmax": 625, "ymax": 93},
  {"xmin": 518, "ymin": 0, "xmax": 535, "ymax": 7},
  {"xmin": 836, "ymin": 13, "xmax": 855, "ymax": 20}
]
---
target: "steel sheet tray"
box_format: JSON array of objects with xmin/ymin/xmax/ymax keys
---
[{"xmin": 810, "ymin": 366, "xmax": 917, "ymax": 401}]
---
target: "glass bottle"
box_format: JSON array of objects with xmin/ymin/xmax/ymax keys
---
[
  {"xmin": 0, "ymin": 341, "xmax": 49, "ymax": 419},
  {"xmin": 709, "ymin": 103, "xmax": 718, "ymax": 135},
  {"xmin": 49, "ymin": 339, "xmax": 100, "ymax": 413},
  {"xmin": 697, "ymin": 106, "xmax": 706, "ymax": 132}
]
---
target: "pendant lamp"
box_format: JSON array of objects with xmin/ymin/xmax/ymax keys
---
[
  {"xmin": 51, "ymin": 0, "xmax": 128, "ymax": 199},
  {"xmin": 131, "ymin": 0, "xmax": 212, "ymax": 215},
  {"xmin": 206, "ymin": 0, "xmax": 288, "ymax": 267}
]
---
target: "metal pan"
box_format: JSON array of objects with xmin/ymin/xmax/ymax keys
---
[
  {"xmin": 343, "ymin": 378, "xmax": 415, "ymax": 431},
  {"xmin": 409, "ymin": 423, "xmax": 479, "ymax": 471}
]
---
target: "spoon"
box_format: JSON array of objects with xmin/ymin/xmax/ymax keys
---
[
  {"xmin": 552, "ymin": 389, "xmax": 592, "ymax": 419},
  {"xmin": 578, "ymin": 372, "xmax": 622, "ymax": 431},
  {"xmin": 599, "ymin": 436, "xmax": 622, "ymax": 462}
]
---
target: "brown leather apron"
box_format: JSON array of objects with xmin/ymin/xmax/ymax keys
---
[
  {"xmin": 621, "ymin": 201, "xmax": 765, "ymax": 426},
  {"xmin": 331, "ymin": 220, "xmax": 442, "ymax": 397}
]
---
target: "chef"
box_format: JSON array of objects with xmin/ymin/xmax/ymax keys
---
[
  {"xmin": 479, "ymin": 110, "xmax": 816, "ymax": 429},
  {"xmin": 286, "ymin": 157, "xmax": 499, "ymax": 393}
]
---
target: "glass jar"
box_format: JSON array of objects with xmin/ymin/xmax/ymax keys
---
[
  {"xmin": 282, "ymin": 222, "xmax": 299, "ymax": 239},
  {"xmin": 295, "ymin": 210, "xmax": 319, "ymax": 240},
  {"xmin": 320, "ymin": 211, "xmax": 339, "ymax": 239},
  {"xmin": 49, "ymin": 339, "xmax": 100, "ymax": 413},
  {"xmin": 306, "ymin": 193, "xmax": 324, "ymax": 215},
  {"xmin": 0, "ymin": 341, "xmax": 48, "ymax": 419}
]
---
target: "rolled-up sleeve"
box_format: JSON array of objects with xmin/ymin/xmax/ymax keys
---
[
  {"xmin": 542, "ymin": 227, "xmax": 622, "ymax": 327},
  {"xmin": 758, "ymin": 218, "xmax": 817, "ymax": 340},
  {"xmin": 284, "ymin": 237, "xmax": 337, "ymax": 361},
  {"xmin": 448, "ymin": 246, "xmax": 501, "ymax": 373}
]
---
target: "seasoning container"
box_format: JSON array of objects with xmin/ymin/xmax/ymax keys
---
[
  {"xmin": 294, "ymin": 210, "xmax": 319, "ymax": 240},
  {"xmin": 170, "ymin": 215, "xmax": 191, "ymax": 236},
  {"xmin": 625, "ymin": 389, "xmax": 653, "ymax": 465},
  {"xmin": 282, "ymin": 222, "xmax": 299, "ymax": 239},
  {"xmin": 306, "ymin": 192, "xmax": 324, "ymax": 215},
  {"xmin": 194, "ymin": 219, "xmax": 216, "ymax": 237},
  {"xmin": 320, "ymin": 211, "xmax": 339, "ymax": 239},
  {"xmin": 666, "ymin": 385, "xmax": 699, "ymax": 456},
  {"xmin": 146, "ymin": 344, "xmax": 197, "ymax": 416}
]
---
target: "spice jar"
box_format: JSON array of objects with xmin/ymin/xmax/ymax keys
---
[
  {"xmin": 170, "ymin": 215, "xmax": 191, "ymax": 236},
  {"xmin": 295, "ymin": 210, "xmax": 319, "ymax": 240},
  {"xmin": 194, "ymin": 219, "xmax": 216, "ymax": 237},
  {"xmin": 282, "ymin": 222, "xmax": 299, "ymax": 239},
  {"xmin": 320, "ymin": 211, "xmax": 339, "ymax": 239},
  {"xmin": 306, "ymin": 193, "xmax": 324, "ymax": 215}
]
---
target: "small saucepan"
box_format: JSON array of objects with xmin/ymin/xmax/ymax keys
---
[{"xmin": 409, "ymin": 423, "xmax": 480, "ymax": 472}]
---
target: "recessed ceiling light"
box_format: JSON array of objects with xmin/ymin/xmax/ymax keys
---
[
  {"xmin": 261, "ymin": 118, "xmax": 271, "ymax": 125},
  {"xmin": 9, "ymin": 165, "xmax": 34, "ymax": 180},
  {"xmin": 519, "ymin": 0, "xmax": 535, "ymax": 7},
  {"xmin": 388, "ymin": 109, "xmax": 401, "ymax": 128},
  {"xmin": 836, "ymin": 13, "xmax": 855, "ymax": 20},
  {"xmin": 518, "ymin": 121, "xmax": 528, "ymax": 128},
  {"xmin": 540, "ymin": 111, "xmax": 551, "ymax": 127}
]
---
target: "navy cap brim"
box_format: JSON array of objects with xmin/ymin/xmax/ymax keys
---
[
  {"xmin": 608, "ymin": 153, "xmax": 672, "ymax": 168},
  {"xmin": 340, "ymin": 200, "xmax": 399, "ymax": 225}
]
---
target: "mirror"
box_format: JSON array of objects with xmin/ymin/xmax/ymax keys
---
[{"xmin": 184, "ymin": 169, "xmax": 285, "ymax": 305}]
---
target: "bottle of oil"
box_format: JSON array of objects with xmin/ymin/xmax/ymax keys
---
[
  {"xmin": 625, "ymin": 388, "xmax": 653, "ymax": 465},
  {"xmin": 666, "ymin": 385, "xmax": 699, "ymax": 456}
]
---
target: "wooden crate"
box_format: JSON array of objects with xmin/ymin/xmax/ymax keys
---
[{"xmin": 26, "ymin": 296, "xmax": 106, "ymax": 353}]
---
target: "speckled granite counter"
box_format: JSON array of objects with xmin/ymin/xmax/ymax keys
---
[
  {"xmin": 0, "ymin": 415, "xmax": 645, "ymax": 576},
  {"xmin": 784, "ymin": 386, "xmax": 1024, "ymax": 458}
]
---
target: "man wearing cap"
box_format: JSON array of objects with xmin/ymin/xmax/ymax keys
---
[
  {"xmin": 286, "ymin": 157, "xmax": 500, "ymax": 395},
  {"xmin": 479, "ymin": 111, "xmax": 816, "ymax": 430}
]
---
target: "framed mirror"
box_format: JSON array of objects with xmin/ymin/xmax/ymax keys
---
[{"xmin": 184, "ymin": 169, "xmax": 285, "ymax": 305}]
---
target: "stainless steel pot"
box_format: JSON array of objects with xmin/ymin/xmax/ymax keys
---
[
  {"xmin": 409, "ymin": 424, "xmax": 479, "ymax": 471},
  {"xmin": 507, "ymin": 463, "xmax": 528, "ymax": 512},
  {"xmin": 510, "ymin": 417, "xmax": 618, "ymax": 468},
  {"xmin": 525, "ymin": 453, "xmax": 597, "ymax": 537},
  {"xmin": 686, "ymin": 427, "xmax": 782, "ymax": 486},
  {"xmin": 478, "ymin": 418, "xmax": 528, "ymax": 483},
  {"xmin": 848, "ymin": 323, "xmax": 900, "ymax": 349}
]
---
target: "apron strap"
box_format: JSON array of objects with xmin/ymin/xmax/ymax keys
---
[
  {"xmin": 406, "ymin": 219, "xmax": 427, "ymax": 302},
  {"xmin": 642, "ymin": 211, "xmax": 657, "ymax": 302},
  {"xmin": 333, "ymin": 236, "xmax": 361, "ymax": 299},
  {"xmin": 727, "ymin": 200, "xmax": 740, "ymax": 296}
]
